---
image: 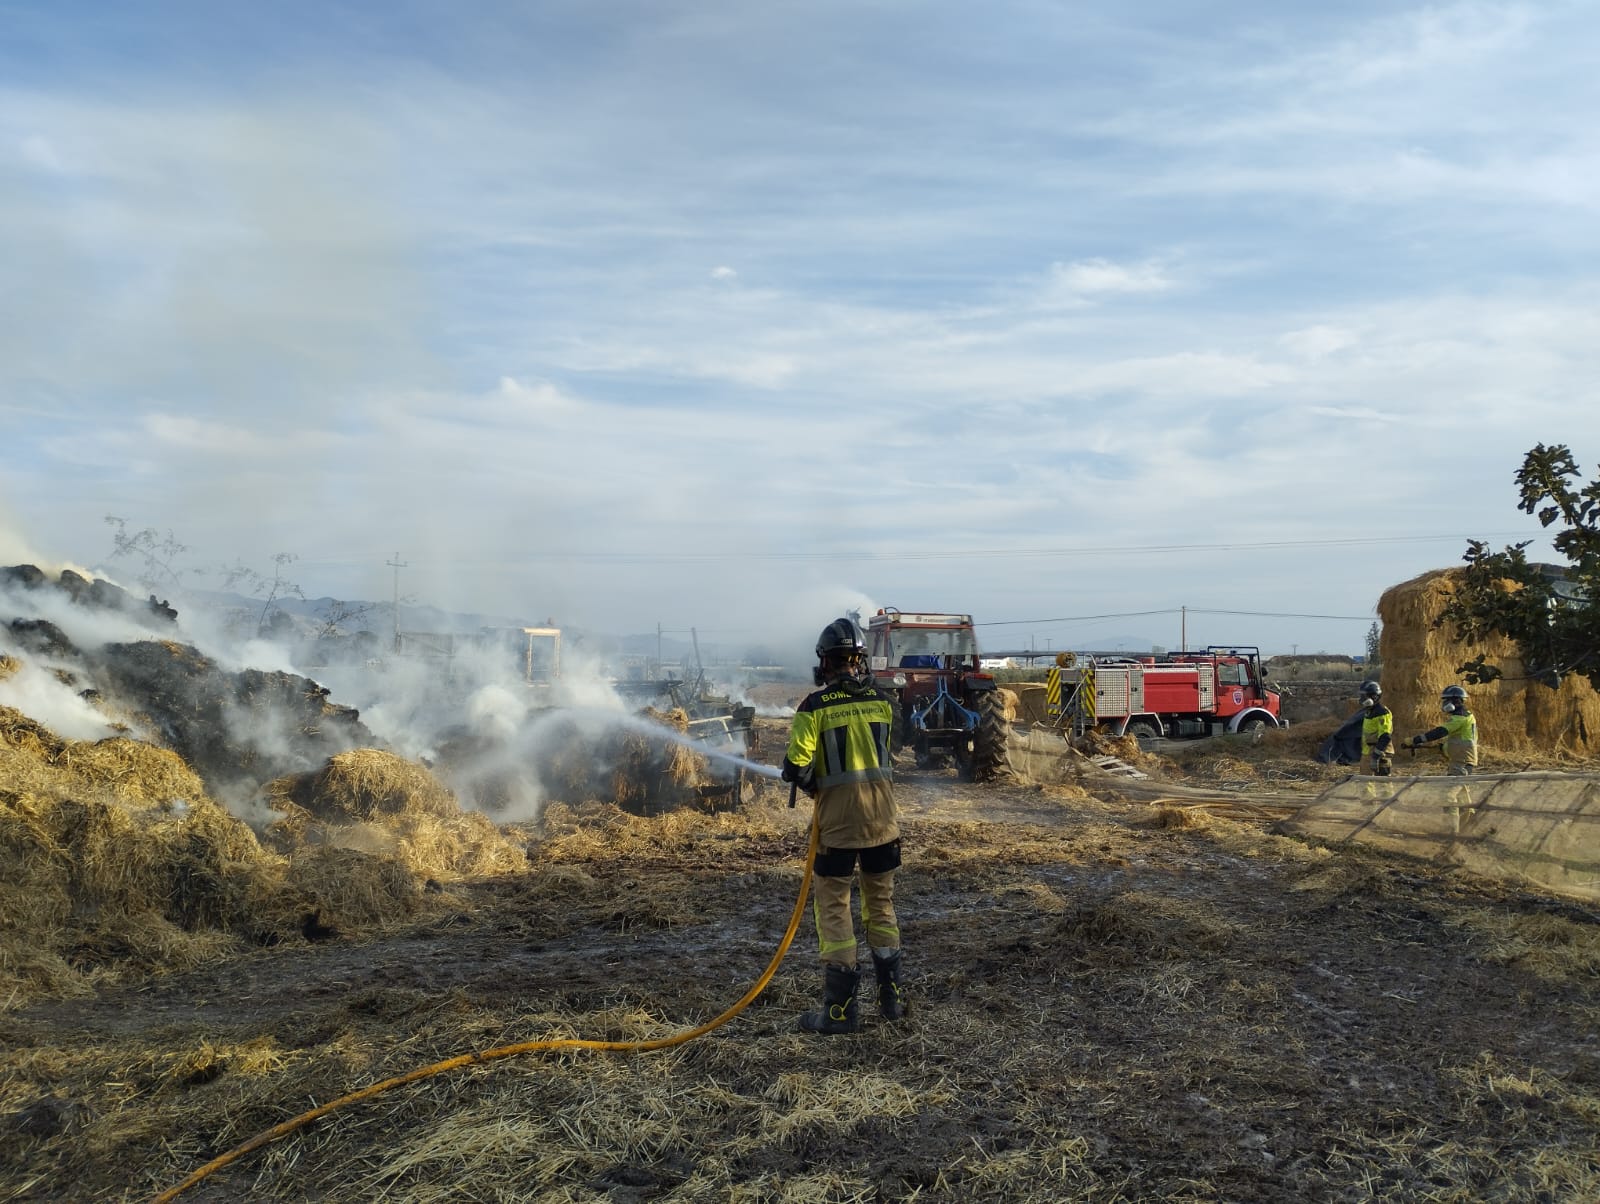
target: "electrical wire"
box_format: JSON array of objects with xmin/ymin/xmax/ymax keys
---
[
  {"xmin": 976, "ymin": 606, "xmax": 1374, "ymax": 627},
  {"xmin": 296, "ymin": 530, "xmax": 1536, "ymax": 570},
  {"xmin": 149, "ymin": 814, "xmax": 822, "ymax": 1203}
]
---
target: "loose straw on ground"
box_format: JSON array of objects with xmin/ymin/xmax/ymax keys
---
[{"xmin": 151, "ymin": 813, "xmax": 821, "ymax": 1203}]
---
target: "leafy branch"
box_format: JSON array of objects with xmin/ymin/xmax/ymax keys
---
[{"xmin": 1438, "ymin": 443, "xmax": 1600, "ymax": 690}]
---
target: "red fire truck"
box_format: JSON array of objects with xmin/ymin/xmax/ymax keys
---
[{"xmin": 1047, "ymin": 646, "xmax": 1284, "ymax": 743}]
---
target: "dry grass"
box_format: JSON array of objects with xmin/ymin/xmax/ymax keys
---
[
  {"xmin": 1446, "ymin": 906, "xmax": 1600, "ymax": 982},
  {"xmin": 8, "ymin": 792, "xmax": 1600, "ymax": 1202},
  {"xmin": 7, "ymin": 702, "xmax": 1600, "ymax": 1202}
]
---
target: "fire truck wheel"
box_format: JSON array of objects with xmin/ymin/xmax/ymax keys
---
[
  {"xmin": 1125, "ymin": 720, "xmax": 1161, "ymax": 746},
  {"xmin": 1236, "ymin": 716, "xmax": 1268, "ymax": 742}
]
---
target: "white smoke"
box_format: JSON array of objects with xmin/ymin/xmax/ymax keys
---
[
  {"xmin": 0, "ymin": 649, "xmax": 120, "ymax": 741},
  {"xmin": 2, "ymin": 538, "xmax": 803, "ymax": 825}
]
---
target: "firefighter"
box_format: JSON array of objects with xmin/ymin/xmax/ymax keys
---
[
  {"xmin": 781, "ymin": 617, "xmax": 905, "ymax": 1033},
  {"xmin": 1406, "ymin": 685, "xmax": 1478, "ymax": 775},
  {"xmin": 1358, "ymin": 680, "xmax": 1394, "ymax": 776}
]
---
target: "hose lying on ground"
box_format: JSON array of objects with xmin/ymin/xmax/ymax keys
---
[{"xmin": 150, "ymin": 814, "xmax": 820, "ymax": 1204}]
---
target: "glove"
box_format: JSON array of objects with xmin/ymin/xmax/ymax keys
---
[
  {"xmin": 1407, "ymin": 736, "xmax": 1423, "ymax": 749},
  {"xmin": 780, "ymin": 759, "xmax": 816, "ymax": 796}
]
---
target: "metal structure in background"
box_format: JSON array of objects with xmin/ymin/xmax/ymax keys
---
[{"xmin": 611, "ymin": 624, "xmax": 759, "ymax": 769}]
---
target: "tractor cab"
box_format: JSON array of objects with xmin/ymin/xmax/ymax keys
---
[{"xmin": 864, "ymin": 609, "xmax": 1007, "ymax": 781}]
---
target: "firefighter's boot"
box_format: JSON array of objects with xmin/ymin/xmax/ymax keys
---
[
  {"xmin": 798, "ymin": 964, "xmax": 860, "ymax": 1034},
  {"xmin": 872, "ymin": 948, "xmax": 907, "ymax": 1021}
]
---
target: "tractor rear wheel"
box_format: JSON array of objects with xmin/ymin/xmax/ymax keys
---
[{"xmin": 968, "ymin": 691, "xmax": 1011, "ymax": 783}]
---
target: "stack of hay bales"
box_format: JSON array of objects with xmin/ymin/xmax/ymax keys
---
[
  {"xmin": 1001, "ymin": 684, "xmax": 1051, "ymax": 726},
  {"xmin": 1377, "ymin": 568, "xmax": 1600, "ymax": 757}
]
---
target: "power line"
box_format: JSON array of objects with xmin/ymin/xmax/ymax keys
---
[
  {"xmin": 1193, "ymin": 607, "xmax": 1374, "ymax": 621},
  {"xmin": 978, "ymin": 606, "xmax": 1373, "ymax": 628},
  {"xmin": 296, "ymin": 530, "xmax": 1535, "ymax": 570},
  {"xmin": 978, "ymin": 609, "xmax": 1182, "ymax": 627}
]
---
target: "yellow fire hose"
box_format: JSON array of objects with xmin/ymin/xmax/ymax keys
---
[{"xmin": 151, "ymin": 810, "xmax": 820, "ymax": 1203}]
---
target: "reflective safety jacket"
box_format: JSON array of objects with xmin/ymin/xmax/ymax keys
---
[
  {"xmin": 1361, "ymin": 705, "xmax": 1393, "ymax": 757},
  {"xmin": 1418, "ymin": 710, "xmax": 1479, "ymax": 768},
  {"xmin": 784, "ymin": 676, "xmax": 898, "ymax": 850}
]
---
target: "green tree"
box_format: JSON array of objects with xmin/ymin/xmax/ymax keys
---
[
  {"xmin": 1364, "ymin": 621, "xmax": 1382, "ymax": 675},
  {"xmin": 1437, "ymin": 443, "xmax": 1600, "ymax": 690}
]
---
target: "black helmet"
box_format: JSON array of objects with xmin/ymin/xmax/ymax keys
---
[
  {"xmin": 815, "ymin": 617, "xmax": 866, "ymax": 660},
  {"xmin": 1442, "ymin": 685, "xmax": 1467, "ymax": 703},
  {"xmin": 1359, "ymin": 680, "xmax": 1382, "ymax": 699}
]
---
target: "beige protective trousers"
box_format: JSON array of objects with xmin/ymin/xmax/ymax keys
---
[{"xmin": 812, "ymin": 870, "xmax": 898, "ymax": 967}]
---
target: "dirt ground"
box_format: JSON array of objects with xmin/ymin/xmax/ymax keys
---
[{"xmin": 6, "ymin": 713, "xmax": 1600, "ymax": 1202}]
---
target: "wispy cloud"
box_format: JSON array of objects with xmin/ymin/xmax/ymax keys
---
[{"xmin": 1, "ymin": 1, "xmax": 1596, "ymax": 655}]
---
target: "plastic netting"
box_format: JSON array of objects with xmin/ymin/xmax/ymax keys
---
[{"xmin": 1282, "ymin": 772, "xmax": 1600, "ymax": 902}]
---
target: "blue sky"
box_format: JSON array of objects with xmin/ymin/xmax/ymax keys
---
[{"xmin": 4, "ymin": 0, "xmax": 1598, "ymax": 659}]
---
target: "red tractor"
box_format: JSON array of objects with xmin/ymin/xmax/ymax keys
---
[{"xmin": 864, "ymin": 609, "xmax": 1009, "ymax": 781}]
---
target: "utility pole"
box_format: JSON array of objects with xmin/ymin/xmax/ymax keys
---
[
  {"xmin": 1181, "ymin": 606, "xmax": 1187, "ymax": 653},
  {"xmin": 387, "ymin": 553, "xmax": 407, "ymax": 652},
  {"xmin": 656, "ymin": 622, "xmax": 663, "ymax": 678}
]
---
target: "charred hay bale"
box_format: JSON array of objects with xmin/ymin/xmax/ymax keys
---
[
  {"xmin": 95, "ymin": 641, "xmax": 374, "ymax": 799},
  {"xmin": 1378, "ymin": 568, "xmax": 1600, "ymax": 756},
  {"xmin": 0, "ymin": 564, "xmax": 47, "ymax": 591},
  {"xmin": 6, "ymin": 619, "xmax": 76, "ymax": 659}
]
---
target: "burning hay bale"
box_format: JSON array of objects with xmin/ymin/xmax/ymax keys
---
[
  {"xmin": 432, "ymin": 706, "xmax": 728, "ymax": 820},
  {"xmin": 504, "ymin": 707, "xmax": 723, "ymax": 818},
  {"xmin": 1378, "ymin": 569, "xmax": 1600, "ymax": 757},
  {"xmin": 261, "ymin": 749, "xmax": 527, "ymax": 881}
]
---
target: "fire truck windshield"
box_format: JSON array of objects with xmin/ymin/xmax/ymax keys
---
[{"xmin": 888, "ymin": 627, "xmax": 981, "ymax": 662}]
